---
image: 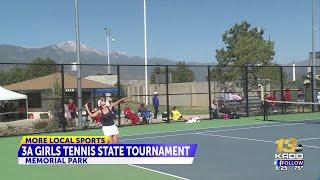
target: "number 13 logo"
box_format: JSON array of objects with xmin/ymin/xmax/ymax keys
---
[{"xmin": 275, "ymin": 138, "xmax": 298, "ymax": 153}]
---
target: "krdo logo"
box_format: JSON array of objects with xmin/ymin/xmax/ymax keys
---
[{"xmin": 275, "ymin": 138, "xmax": 298, "ymax": 153}]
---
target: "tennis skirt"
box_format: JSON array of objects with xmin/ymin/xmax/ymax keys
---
[{"xmin": 102, "ymin": 125, "xmax": 119, "ymax": 136}]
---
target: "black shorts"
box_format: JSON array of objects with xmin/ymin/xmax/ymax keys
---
[{"xmin": 71, "ymin": 112, "xmax": 77, "ymax": 119}]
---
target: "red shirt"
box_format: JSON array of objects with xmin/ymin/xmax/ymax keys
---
[
  {"xmin": 67, "ymin": 103, "xmax": 76, "ymax": 112},
  {"xmin": 283, "ymin": 91, "xmax": 292, "ymax": 101},
  {"xmin": 266, "ymin": 95, "xmax": 274, "ymax": 101}
]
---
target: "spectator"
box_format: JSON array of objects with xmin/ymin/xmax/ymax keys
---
[
  {"xmin": 211, "ymin": 100, "xmax": 219, "ymax": 119},
  {"xmin": 18, "ymin": 102, "xmax": 27, "ymax": 119},
  {"xmin": 171, "ymin": 106, "xmax": 184, "ymax": 121},
  {"xmin": 0, "ymin": 102, "xmax": 4, "ymax": 113},
  {"xmin": 219, "ymin": 104, "xmax": 231, "ymax": 119},
  {"xmin": 297, "ymin": 88, "xmax": 305, "ymax": 112},
  {"xmin": 283, "ymin": 88, "xmax": 292, "ymax": 112},
  {"xmin": 230, "ymin": 93, "xmax": 243, "ymax": 102},
  {"xmin": 223, "ymin": 86, "xmax": 230, "ymax": 101},
  {"xmin": 138, "ymin": 103, "xmax": 147, "ymax": 113},
  {"xmin": 138, "ymin": 103, "xmax": 152, "ymax": 123},
  {"xmin": 271, "ymin": 91, "xmax": 277, "ymax": 101},
  {"xmin": 67, "ymin": 99, "xmax": 77, "ymax": 127},
  {"xmin": 266, "ymin": 91, "xmax": 277, "ymax": 112},
  {"xmin": 258, "ymin": 84, "xmax": 265, "ymax": 101},
  {"xmin": 283, "ymin": 88, "xmax": 292, "ymax": 101},
  {"xmin": 152, "ymin": 92, "xmax": 159, "ymax": 119}
]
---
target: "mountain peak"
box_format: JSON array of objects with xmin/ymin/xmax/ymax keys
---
[{"xmin": 56, "ymin": 41, "xmax": 90, "ymax": 52}]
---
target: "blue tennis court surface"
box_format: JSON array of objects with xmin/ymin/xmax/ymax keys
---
[{"xmin": 121, "ymin": 122, "xmax": 320, "ymax": 180}]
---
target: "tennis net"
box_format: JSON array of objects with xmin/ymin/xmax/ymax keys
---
[{"xmin": 263, "ymin": 100, "xmax": 320, "ymax": 124}]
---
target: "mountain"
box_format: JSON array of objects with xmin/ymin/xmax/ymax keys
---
[
  {"xmin": 0, "ymin": 41, "xmax": 127, "ymax": 64},
  {"xmin": 284, "ymin": 56, "xmax": 320, "ymax": 83},
  {"xmin": 0, "ymin": 41, "xmax": 212, "ymax": 81}
]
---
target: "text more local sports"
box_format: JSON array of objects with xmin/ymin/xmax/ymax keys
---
[{"xmin": 24, "ymin": 137, "xmax": 106, "ymax": 144}]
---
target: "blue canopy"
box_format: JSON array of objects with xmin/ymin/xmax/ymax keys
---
[{"xmin": 94, "ymin": 88, "xmax": 122, "ymax": 94}]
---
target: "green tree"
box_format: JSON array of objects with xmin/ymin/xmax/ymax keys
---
[
  {"xmin": 212, "ymin": 21, "xmax": 278, "ymax": 88},
  {"xmin": 25, "ymin": 57, "xmax": 58, "ymax": 79},
  {"xmin": 150, "ymin": 61, "xmax": 195, "ymax": 84},
  {"xmin": 0, "ymin": 66, "xmax": 26, "ymax": 86},
  {"xmin": 0, "ymin": 57, "xmax": 57, "ymax": 86},
  {"xmin": 150, "ymin": 66, "xmax": 174, "ymax": 84},
  {"xmin": 172, "ymin": 61, "xmax": 195, "ymax": 83}
]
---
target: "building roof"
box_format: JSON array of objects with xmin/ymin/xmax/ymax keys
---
[{"xmin": 4, "ymin": 73, "xmax": 113, "ymax": 91}]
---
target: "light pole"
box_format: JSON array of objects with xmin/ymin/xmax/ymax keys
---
[
  {"xmin": 104, "ymin": 27, "xmax": 112, "ymax": 75},
  {"xmin": 74, "ymin": 0, "xmax": 82, "ymax": 128},
  {"xmin": 312, "ymin": 0, "xmax": 317, "ymax": 108},
  {"xmin": 143, "ymin": 0, "xmax": 149, "ymax": 105}
]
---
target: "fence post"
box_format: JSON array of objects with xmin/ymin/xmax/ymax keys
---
[
  {"xmin": 166, "ymin": 66, "xmax": 170, "ymax": 121},
  {"xmin": 208, "ymin": 66, "xmax": 212, "ymax": 119},
  {"xmin": 245, "ymin": 66, "xmax": 249, "ymax": 117},
  {"xmin": 93, "ymin": 89, "xmax": 96, "ymax": 108},
  {"xmin": 61, "ymin": 64, "xmax": 65, "ymax": 117},
  {"xmin": 311, "ymin": 66, "xmax": 315, "ymax": 112},
  {"xmin": 60, "ymin": 64, "xmax": 66, "ymax": 131},
  {"xmin": 117, "ymin": 65, "xmax": 121, "ymax": 127},
  {"xmin": 280, "ymin": 66, "xmax": 284, "ymax": 114}
]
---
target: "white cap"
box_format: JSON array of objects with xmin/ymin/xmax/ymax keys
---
[
  {"xmin": 98, "ymin": 100, "xmax": 110, "ymax": 107},
  {"xmin": 106, "ymin": 97, "xmax": 112, "ymax": 102},
  {"xmin": 154, "ymin": 91, "xmax": 158, "ymax": 95}
]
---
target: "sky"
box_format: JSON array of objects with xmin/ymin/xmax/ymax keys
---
[{"xmin": 0, "ymin": 0, "xmax": 319, "ymax": 64}]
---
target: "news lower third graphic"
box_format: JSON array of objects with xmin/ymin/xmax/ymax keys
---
[
  {"xmin": 17, "ymin": 136, "xmax": 197, "ymax": 165},
  {"xmin": 274, "ymin": 138, "xmax": 304, "ymax": 171}
]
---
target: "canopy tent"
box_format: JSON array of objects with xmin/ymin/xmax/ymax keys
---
[
  {"xmin": 0, "ymin": 86, "xmax": 28, "ymax": 121},
  {"xmin": 0, "ymin": 86, "xmax": 27, "ymax": 101},
  {"xmin": 94, "ymin": 88, "xmax": 121, "ymax": 94}
]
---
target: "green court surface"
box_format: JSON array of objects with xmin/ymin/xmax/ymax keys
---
[{"xmin": 1, "ymin": 112, "xmax": 319, "ymax": 180}]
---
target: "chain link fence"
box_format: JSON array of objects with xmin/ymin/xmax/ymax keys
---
[{"xmin": 0, "ymin": 63, "xmax": 319, "ymax": 137}]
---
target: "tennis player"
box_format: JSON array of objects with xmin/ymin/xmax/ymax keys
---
[{"xmin": 84, "ymin": 97, "xmax": 128, "ymax": 144}]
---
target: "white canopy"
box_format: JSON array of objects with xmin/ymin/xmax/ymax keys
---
[{"xmin": 0, "ymin": 86, "xmax": 27, "ymax": 101}]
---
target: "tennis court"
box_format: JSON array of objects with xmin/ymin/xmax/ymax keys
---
[{"xmin": 1, "ymin": 113, "xmax": 320, "ymax": 180}]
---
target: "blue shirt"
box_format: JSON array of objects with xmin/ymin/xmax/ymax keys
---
[{"xmin": 152, "ymin": 95, "xmax": 159, "ymax": 107}]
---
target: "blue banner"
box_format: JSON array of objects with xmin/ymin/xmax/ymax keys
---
[{"xmin": 18, "ymin": 144, "xmax": 197, "ymax": 158}]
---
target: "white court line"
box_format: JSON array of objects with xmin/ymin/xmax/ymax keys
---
[
  {"xmin": 121, "ymin": 122, "xmax": 305, "ymax": 142},
  {"xmin": 128, "ymin": 164, "xmax": 190, "ymax": 180},
  {"xmin": 199, "ymin": 133, "xmax": 275, "ymax": 143},
  {"xmin": 121, "ymin": 132, "xmax": 196, "ymax": 142},
  {"xmin": 194, "ymin": 122, "xmax": 304, "ymax": 135},
  {"xmin": 299, "ymin": 137, "xmax": 320, "ymax": 141},
  {"xmin": 120, "ymin": 121, "xmax": 277, "ymax": 138},
  {"xmin": 302, "ymin": 145, "xmax": 320, "ymax": 149},
  {"xmin": 198, "ymin": 133, "xmax": 320, "ymax": 149}
]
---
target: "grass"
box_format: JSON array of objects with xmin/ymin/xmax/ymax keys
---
[{"xmin": 267, "ymin": 111, "xmax": 320, "ymax": 122}]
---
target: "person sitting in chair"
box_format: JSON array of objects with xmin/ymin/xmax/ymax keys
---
[
  {"xmin": 138, "ymin": 103, "xmax": 152, "ymax": 123},
  {"xmin": 211, "ymin": 100, "xmax": 219, "ymax": 119}
]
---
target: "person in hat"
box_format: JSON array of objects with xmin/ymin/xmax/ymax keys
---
[{"xmin": 152, "ymin": 91, "xmax": 159, "ymax": 119}]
